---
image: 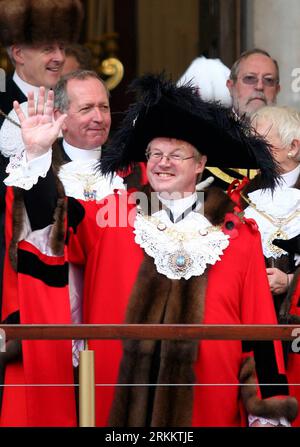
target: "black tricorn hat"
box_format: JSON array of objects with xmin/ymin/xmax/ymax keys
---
[
  {"xmin": 101, "ymin": 73, "xmax": 278, "ymax": 189},
  {"xmin": 0, "ymin": 0, "xmax": 83, "ymax": 47}
]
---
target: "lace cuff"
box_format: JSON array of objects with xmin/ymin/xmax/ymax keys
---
[
  {"xmin": 4, "ymin": 149, "xmax": 52, "ymax": 190},
  {"xmin": 248, "ymin": 414, "xmax": 290, "ymax": 427}
]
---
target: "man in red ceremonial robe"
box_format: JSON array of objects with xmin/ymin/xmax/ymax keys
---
[{"xmin": 2, "ymin": 75, "xmax": 298, "ymax": 426}]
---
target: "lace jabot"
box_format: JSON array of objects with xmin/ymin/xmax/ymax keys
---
[
  {"xmin": 134, "ymin": 207, "xmax": 230, "ymax": 280},
  {"xmin": 58, "ymin": 159, "xmax": 125, "ymax": 201}
]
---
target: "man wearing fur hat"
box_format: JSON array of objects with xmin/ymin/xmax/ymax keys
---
[
  {"xmin": 3, "ymin": 75, "xmax": 298, "ymax": 426},
  {"xmin": 0, "ymin": 0, "xmax": 83, "ymax": 124}
]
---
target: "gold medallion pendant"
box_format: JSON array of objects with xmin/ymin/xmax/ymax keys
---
[
  {"xmin": 169, "ymin": 248, "xmax": 193, "ymax": 275},
  {"xmin": 83, "ymin": 187, "xmax": 97, "ymax": 201}
]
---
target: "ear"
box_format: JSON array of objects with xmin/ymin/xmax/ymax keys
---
[
  {"xmin": 226, "ymin": 79, "xmax": 234, "ymax": 94},
  {"xmin": 196, "ymin": 155, "xmax": 207, "ymax": 174},
  {"xmin": 290, "ymin": 138, "xmax": 300, "ymax": 153},
  {"xmin": 11, "ymin": 45, "xmax": 25, "ymax": 65},
  {"xmin": 276, "ymin": 83, "xmax": 281, "ymax": 95}
]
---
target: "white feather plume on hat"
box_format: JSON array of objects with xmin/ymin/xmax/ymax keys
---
[{"xmin": 177, "ymin": 56, "xmax": 232, "ymax": 107}]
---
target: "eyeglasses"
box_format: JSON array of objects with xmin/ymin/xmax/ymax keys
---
[
  {"xmin": 240, "ymin": 74, "xmax": 278, "ymax": 87},
  {"xmin": 146, "ymin": 151, "xmax": 195, "ymax": 163}
]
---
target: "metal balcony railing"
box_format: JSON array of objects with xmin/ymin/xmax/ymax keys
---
[
  {"xmin": 1, "ymin": 324, "xmax": 299, "ymax": 341},
  {"xmin": 0, "ymin": 324, "xmax": 299, "ymax": 427}
]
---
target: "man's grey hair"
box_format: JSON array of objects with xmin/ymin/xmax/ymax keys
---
[
  {"xmin": 229, "ymin": 48, "xmax": 280, "ymax": 83},
  {"xmin": 54, "ymin": 69, "xmax": 109, "ymax": 112}
]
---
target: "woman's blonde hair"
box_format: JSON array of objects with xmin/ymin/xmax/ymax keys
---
[{"xmin": 251, "ymin": 105, "xmax": 300, "ymax": 147}]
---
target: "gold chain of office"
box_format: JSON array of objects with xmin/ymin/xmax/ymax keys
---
[{"xmin": 65, "ymin": 171, "xmax": 100, "ymax": 200}]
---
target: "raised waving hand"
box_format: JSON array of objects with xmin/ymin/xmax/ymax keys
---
[{"xmin": 13, "ymin": 87, "xmax": 67, "ymax": 160}]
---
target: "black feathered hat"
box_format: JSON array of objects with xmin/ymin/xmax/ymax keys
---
[
  {"xmin": 101, "ymin": 73, "xmax": 278, "ymax": 188},
  {"xmin": 0, "ymin": 0, "xmax": 83, "ymax": 47}
]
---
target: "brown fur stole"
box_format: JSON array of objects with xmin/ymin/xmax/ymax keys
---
[
  {"xmin": 109, "ymin": 254, "xmax": 208, "ymax": 427},
  {"xmin": 9, "ymin": 187, "xmax": 25, "ymax": 270},
  {"xmin": 239, "ymin": 356, "xmax": 298, "ymax": 421}
]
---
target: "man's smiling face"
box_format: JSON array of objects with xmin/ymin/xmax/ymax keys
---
[
  {"xmin": 13, "ymin": 42, "xmax": 66, "ymax": 88},
  {"xmin": 226, "ymin": 53, "xmax": 280, "ymax": 117},
  {"xmin": 146, "ymin": 137, "xmax": 206, "ymax": 199}
]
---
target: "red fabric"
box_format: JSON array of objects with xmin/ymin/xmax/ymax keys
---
[
  {"xmin": 0, "ymin": 363, "xmax": 28, "ymax": 426},
  {"xmin": 227, "ymin": 177, "xmax": 250, "ymax": 210},
  {"xmin": 67, "ymin": 193, "xmax": 285, "ymax": 427},
  {"xmin": 0, "ymin": 240, "xmax": 77, "ymax": 427}
]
